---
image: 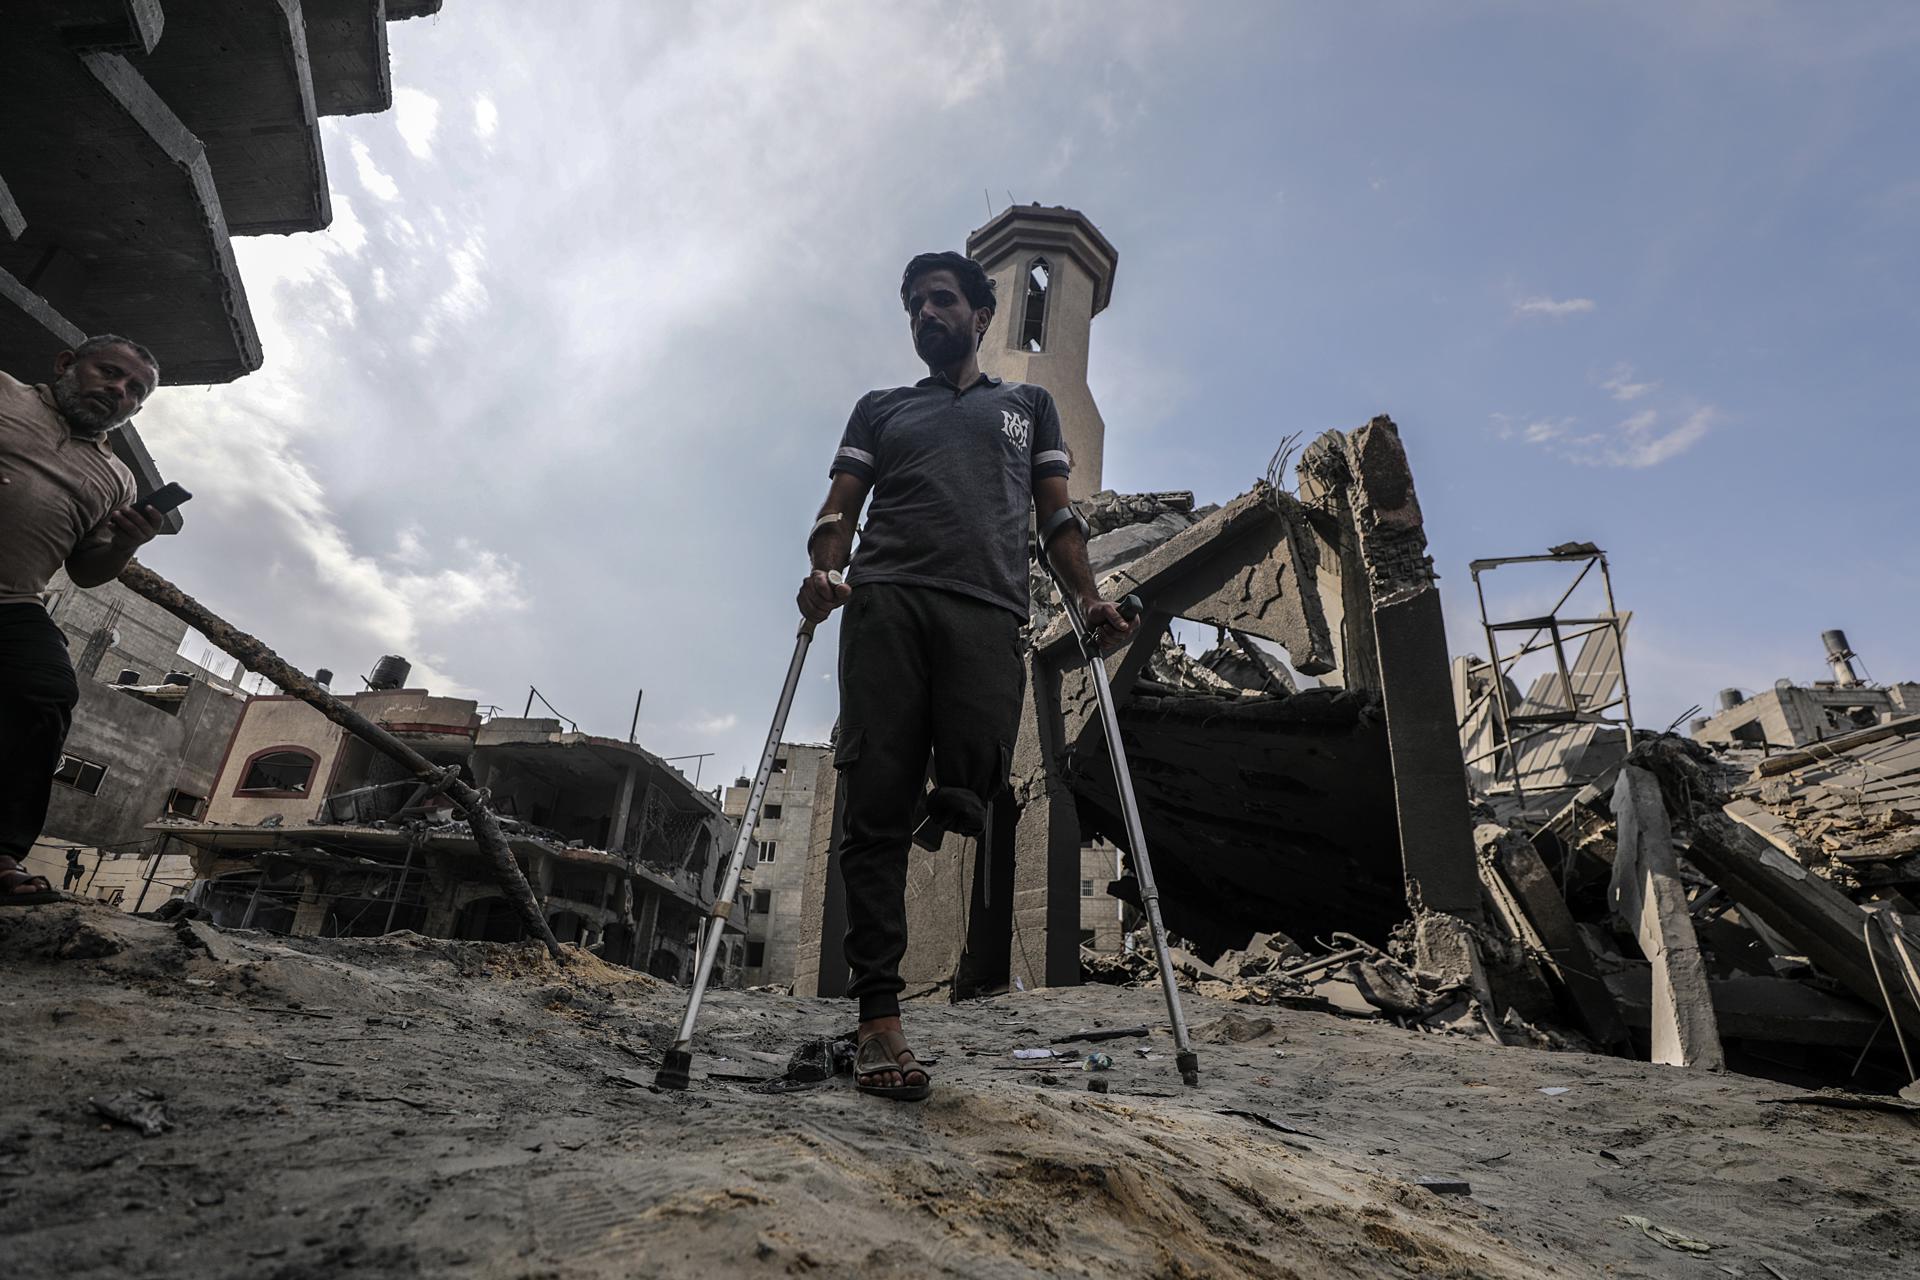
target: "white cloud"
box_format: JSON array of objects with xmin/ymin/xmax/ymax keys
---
[
  {"xmin": 473, "ymin": 94, "xmax": 497, "ymax": 140},
  {"xmin": 1574, "ymin": 406, "xmax": 1717, "ymax": 468},
  {"xmin": 1600, "ymin": 362, "xmax": 1659, "ymax": 401},
  {"xmin": 1513, "ymin": 294, "xmax": 1597, "ymax": 319},
  {"xmin": 393, "ymin": 87, "xmax": 440, "ymax": 159},
  {"xmin": 688, "ymin": 713, "xmax": 739, "ymax": 734},
  {"xmin": 348, "ymin": 138, "xmax": 400, "ymax": 202}
]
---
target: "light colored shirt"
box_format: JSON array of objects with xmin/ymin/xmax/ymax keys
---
[{"xmin": 0, "ymin": 371, "xmax": 136, "ymax": 606}]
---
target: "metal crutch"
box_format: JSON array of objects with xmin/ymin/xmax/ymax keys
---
[
  {"xmin": 1038, "ymin": 506, "xmax": 1200, "ymax": 1086},
  {"xmin": 656, "ymin": 572, "xmax": 840, "ymax": 1090}
]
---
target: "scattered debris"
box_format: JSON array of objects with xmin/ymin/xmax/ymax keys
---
[
  {"xmin": 1619, "ymin": 1214, "xmax": 1715, "ymax": 1254},
  {"xmin": 1051, "ymin": 1025, "xmax": 1149, "ymax": 1044},
  {"xmin": 90, "ymin": 1089, "xmax": 173, "ymax": 1137},
  {"xmin": 1413, "ymin": 1177, "xmax": 1472, "ymax": 1196}
]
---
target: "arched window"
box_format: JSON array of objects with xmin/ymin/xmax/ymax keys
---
[
  {"xmin": 234, "ymin": 746, "xmax": 320, "ymax": 797},
  {"xmin": 1018, "ymin": 257, "xmax": 1050, "ymax": 352}
]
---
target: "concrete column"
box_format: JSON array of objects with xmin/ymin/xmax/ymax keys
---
[
  {"xmin": 1301, "ymin": 419, "xmax": 1482, "ymax": 922},
  {"xmin": 608, "ymin": 763, "xmax": 639, "ymax": 855},
  {"xmin": 1008, "ymin": 655, "xmax": 1084, "ymax": 991},
  {"xmin": 289, "ymin": 871, "xmax": 328, "ymax": 936}
]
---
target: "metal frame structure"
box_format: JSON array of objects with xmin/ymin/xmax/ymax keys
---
[{"xmin": 1466, "ymin": 546, "xmax": 1637, "ymax": 818}]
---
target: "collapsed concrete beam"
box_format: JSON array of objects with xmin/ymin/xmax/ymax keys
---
[
  {"xmin": 1604, "ymin": 970, "xmax": 1882, "ymax": 1049},
  {"xmin": 1299, "ymin": 417, "xmax": 1482, "ymax": 923},
  {"xmin": 1039, "ymin": 483, "xmax": 1337, "ymax": 676},
  {"xmin": 1610, "ymin": 766, "xmax": 1725, "ymax": 1069},
  {"xmin": 1480, "ymin": 822, "xmax": 1632, "ymax": 1052}
]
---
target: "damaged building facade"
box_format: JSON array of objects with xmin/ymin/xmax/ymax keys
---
[
  {"xmin": 16, "ymin": 568, "xmax": 245, "ymax": 910},
  {"xmin": 722, "ymin": 743, "xmax": 829, "ymax": 988},
  {"xmin": 156, "ymin": 667, "xmax": 746, "ymax": 985}
]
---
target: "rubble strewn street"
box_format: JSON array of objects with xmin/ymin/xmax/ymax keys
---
[{"xmin": 8, "ymin": 900, "xmax": 1920, "ymax": 1280}]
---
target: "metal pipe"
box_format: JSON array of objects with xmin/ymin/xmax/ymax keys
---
[
  {"xmin": 382, "ymin": 838, "xmax": 418, "ymax": 935},
  {"xmin": 132, "ymin": 837, "xmax": 166, "ymax": 913}
]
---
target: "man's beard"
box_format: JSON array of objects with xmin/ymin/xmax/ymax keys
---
[
  {"xmin": 915, "ymin": 322, "xmax": 971, "ymax": 369},
  {"xmin": 51, "ymin": 368, "xmax": 130, "ymax": 435}
]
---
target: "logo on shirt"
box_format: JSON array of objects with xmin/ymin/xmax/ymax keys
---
[{"xmin": 1001, "ymin": 410, "xmax": 1031, "ymax": 449}]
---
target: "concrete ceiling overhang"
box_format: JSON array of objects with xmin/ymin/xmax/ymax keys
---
[
  {"xmin": 481, "ymin": 732, "xmax": 724, "ymax": 818},
  {"xmin": 136, "ymin": 0, "xmax": 331, "ymax": 235},
  {"xmin": 303, "ymin": 0, "xmax": 391, "ymax": 116},
  {"xmin": 0, "ymin": 14, "xmax": 262, "ymax": 384},
  {"xmin": 966, "ymin": 204, "xmax": 1120, "ymax": 316}
]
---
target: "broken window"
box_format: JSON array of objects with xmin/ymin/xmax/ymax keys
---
[
  {"xmin": 53, "ymin": 753, "xmax": 107, "ymax": 795},
  {"xmin": 164, "ymin": 789, "xmax": 205, "ymax": 819},
  {"xmin": 1080, "ymin": 878, "xmax": 1094, "ymax": 897},
  {"xmin": 753, "ymin": 888, "xmax": 771, "ymax": 914},
  {"xmin": 236, "ymin": 747, "xmax": 318, "ymax": 796},
  {"xmin": 772, "ymin": 756, "xmax": 788, "ymax": 773},
  {"xmin": 758, "ymin": 841, "xmax": 777, "ymax": 863},
  {"xmin": 762, "ymin": 804, "xmax": 783, "ymax": 821},
  {"xmin": 1019, "ymin": 257, "xmax": 1049, "ymax": 352},
  {"xmin": 746, "ymin": 941, "xmax": 766, "ymax": 967}
]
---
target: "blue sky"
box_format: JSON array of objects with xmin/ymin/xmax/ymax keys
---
[{"xmin": 137, "ymin": 2, "xmax": 1920, "ymax": 782}]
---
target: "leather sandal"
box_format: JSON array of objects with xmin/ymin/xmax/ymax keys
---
[{"xmin": 854, "ymin": 1027, "xmax": 931, "ymax": 1102}]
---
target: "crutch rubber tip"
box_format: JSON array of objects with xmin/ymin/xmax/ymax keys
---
[
  {"xmin": 655, "ymin": 1049, "xmax": 694, "ymax": 1091},
  {"xmin": 1176, "ymin": 1052, "xmax": 1199, "ymax": 1087}
]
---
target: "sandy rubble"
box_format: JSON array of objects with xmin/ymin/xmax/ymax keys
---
[{"xmin": 3, "ymin": 902, "xmax": 1917, "ymax": 1279}]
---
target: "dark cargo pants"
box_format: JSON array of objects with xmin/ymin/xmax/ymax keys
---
[
  {"xmin": 834, "ymin": 583, "xmax": 1026, "ymax": 1021},
  {"xmin": 0, "ymin": 603, "xmax": 78, "ymax": 862}
]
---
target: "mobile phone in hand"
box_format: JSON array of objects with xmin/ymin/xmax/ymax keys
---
[{"xmin": 137, "ymin": 481, "xmax": 193, "ymax": 514}]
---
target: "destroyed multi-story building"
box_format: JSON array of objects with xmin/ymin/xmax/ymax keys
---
[
  {"xmin": 721, "ymin": 743, "xmax": 830, "ymax": 987},
  {"xmin": 16, "ymin": 568, "xmax": 245, "ymax": 910},
  {"xmin": 155, "ymin": 662, "xmax": 746, "ymax": 984},
  {"xmin": 1691, "ymin": 629, "xmax": 1920, "ymax": 750}
]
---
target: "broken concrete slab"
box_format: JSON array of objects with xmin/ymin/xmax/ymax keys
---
[{"xmin": 1609, "ymin": 766, "xmax": 1724, "ymax": 1069}]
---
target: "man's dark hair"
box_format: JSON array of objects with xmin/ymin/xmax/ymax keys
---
[
  {"xmin": 72, "ymin": 333, "xmax": 160, "ymax": 380},
  {"xmin": 899, "ymin": 252, "xmax": 996, "ymax": 314}
]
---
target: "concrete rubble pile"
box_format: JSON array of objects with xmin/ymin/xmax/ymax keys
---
[
  {"xmin": 1467, "ymin": 732, "xmax": 1920, "ymax": 1087},
  {"xmin": 1082, "ymin": 926, "xmax": 1518, "ymax": 1039}
]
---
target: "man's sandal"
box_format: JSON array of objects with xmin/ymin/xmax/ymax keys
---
[
  {"xmin": 0, "ymin": 859, "xmax": 62, "ymax": 906},
  {"xmin": 854, "ymin": 1028, "xmax": 932, "ymax": 1102}
]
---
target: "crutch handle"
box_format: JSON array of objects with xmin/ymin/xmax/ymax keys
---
[
  {"xmin": 797, "ymin": 569, "xmax": 848, "ymax": 639},
  {"xmin": 1117, "ymin": 594, "xmax": 1143, "ymax": 623}
]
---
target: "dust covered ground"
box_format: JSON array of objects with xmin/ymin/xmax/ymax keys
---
[{"xmin": 3, "ymin": 902, "xmax": 1917, "ymax": 1279}]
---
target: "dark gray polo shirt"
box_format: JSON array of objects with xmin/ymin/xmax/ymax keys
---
[{"xmin": 829, "ymin": 372, "xmax": 1070, "ymax": 618}]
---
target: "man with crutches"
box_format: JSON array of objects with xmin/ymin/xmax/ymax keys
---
[{"xmin": 798, "ymin": 250, "xmax": 1132, "ymax": 1101}]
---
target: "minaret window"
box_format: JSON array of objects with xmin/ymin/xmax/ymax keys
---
[{"xmin": 1019, "ymin": 258, "xmax": 1050, "ymax": 352}]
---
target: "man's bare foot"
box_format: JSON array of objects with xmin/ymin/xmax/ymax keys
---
[{"xmin": 856, "ymin": 1015, "xmax": 928, "ymax": 1091}]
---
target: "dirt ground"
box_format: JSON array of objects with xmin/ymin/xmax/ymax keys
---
[{"xmin": 4, "ymin": 902, "xmax": 1917, "ymax": 1279}]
